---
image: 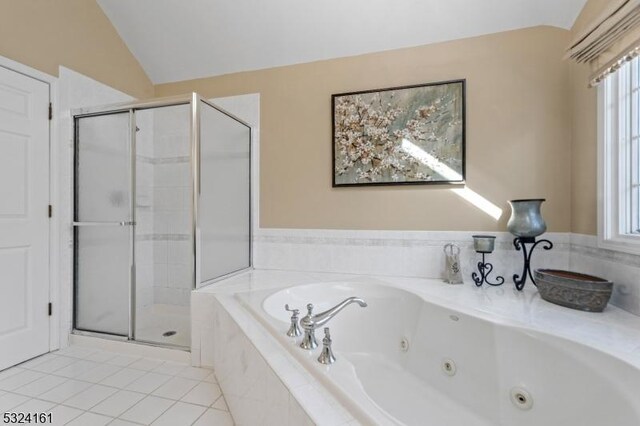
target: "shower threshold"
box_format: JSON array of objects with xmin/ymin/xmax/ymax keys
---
[{"xmin": 73, "ymin": 304, "xmax": 190, "ymax": 350}]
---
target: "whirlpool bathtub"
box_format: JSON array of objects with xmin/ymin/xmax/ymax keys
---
[{"xmin": 234, "ymin": 278, "xmax": 640, "ymax": 426}]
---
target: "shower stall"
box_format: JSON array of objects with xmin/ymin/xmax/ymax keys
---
[{"xmin": 72, "ymin": 94, "xmax": 251, "ymax": 348}]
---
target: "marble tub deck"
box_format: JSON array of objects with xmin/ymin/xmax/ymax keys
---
[{"xmin": 192, "ymin": 269, "xmax": 640, "ymax": 425}]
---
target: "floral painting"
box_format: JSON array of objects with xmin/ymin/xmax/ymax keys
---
[{"xmin": 332, "ymin": 80, "xmax": 465, "ymax": 186}]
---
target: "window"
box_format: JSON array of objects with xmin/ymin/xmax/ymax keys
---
[{"xmin": 599, "ymin": 55, "xmax": 640, "ymax": 254}]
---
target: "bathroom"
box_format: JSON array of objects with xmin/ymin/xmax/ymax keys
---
[{"xmin": 0, "ymin": 0, "xmax": 639, "ymax": 425}]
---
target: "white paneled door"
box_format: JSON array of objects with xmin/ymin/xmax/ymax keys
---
[{"xmin": 0, "ymin": 66, "xmax": 50, "ymax": 370}]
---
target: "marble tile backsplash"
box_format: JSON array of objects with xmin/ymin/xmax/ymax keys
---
[
  {"xmin": 253, "ymin": 228, "xmax": 571, "ymax": 283},
  {"xmin": 252, "ymin": 228, "xmax": 640, "ymax": 316},
  {"xmin": 570, "ymin": 234, "xmax": 640, "ymax": 316}
]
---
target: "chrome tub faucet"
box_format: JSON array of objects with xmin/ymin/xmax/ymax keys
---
[
  {"xmin": 284, "ymin": 304, "xmax": 302, "ymax": 337},
  {"xmin": 318, "ymin": 327, "xmax": 337, "ymax": 365},
  {"xmin": 299, "ymin": 297, "xmax": 367, "ymax": 350}
]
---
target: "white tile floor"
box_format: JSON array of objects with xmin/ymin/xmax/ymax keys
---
[{"xmin": 0, "ymin": 346, "xmax": 234, "ymax": 426}]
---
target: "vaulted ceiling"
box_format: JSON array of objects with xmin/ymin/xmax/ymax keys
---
[{"xmin": 97, "ymin": 0, "xmax": 588, "ymax": 84}]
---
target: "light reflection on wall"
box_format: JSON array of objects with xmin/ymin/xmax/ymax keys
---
[{"xmin": 401, "ymin": 139, "xmax": 503, "ymax": 221}]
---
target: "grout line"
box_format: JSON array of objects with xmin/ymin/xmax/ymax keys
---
[
  {"xmin": 190, "ymin": 406, "xmax": 207, "ymax": 426},
  {"xmin": 209, "ymin": 394, "xmax": 222, "ymax": 409}
]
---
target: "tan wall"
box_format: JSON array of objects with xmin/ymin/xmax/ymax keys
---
[
  {"xmin": 570, "ymin": 61, "xmax": 597, "ymax": 235},
  {"xmin": 568, "ymin": 0, "xmax": 610, "ymax": 236},
  {"xmin": 157, "ymin": 26, "xmax": 573, "ymax": 231},
  {"xmin": 0, "ymin": 0, "xmax": 153, "ymax": 98}
]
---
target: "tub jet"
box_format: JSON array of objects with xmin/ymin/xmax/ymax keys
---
[
  {"xmin": 400, "ymin": 338, "xmax": 410, "ymax": 352},
  {"xmin": 442, "ymin": 359, "xmax": 457, "ymax": 376},
  {"xmin": 510, "ymin": 387, "xmax": 533, "ymax": 410}
]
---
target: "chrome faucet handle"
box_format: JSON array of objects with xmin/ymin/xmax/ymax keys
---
[
  {"xmin": 318, "ymin": 327, "xmax": 336, "ymax": 365},
  {"xmin": 284, "ymin": 304, "xmax": 302, "ymax": 337},
  {"xmin": 285, "ymin": 304, "xmax": 298, "ymax": 315}
]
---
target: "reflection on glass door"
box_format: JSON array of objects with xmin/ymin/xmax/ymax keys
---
[{"xmin": 74, "ymin": 112, "xmax": 133, "ymax": 337}]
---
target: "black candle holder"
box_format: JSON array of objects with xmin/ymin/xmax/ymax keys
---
[
  {"xmin": 512, "ymin": 237, "xmax": 553, "ymax": 290},
  {"xmin": 472, "ymin": 252, "xmax": 505, "ymax": 287}
]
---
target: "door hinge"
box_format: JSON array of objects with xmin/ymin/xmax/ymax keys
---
[
  {"xmin": 48, "ymin": 103, "xmax": 52, "ymax": 120},
  {"xmin": 48, "ymin": 303, "xmax": 52, "ymax": 316},
  {"xmin": 48, "ymin": 205, "xmax": 52, "ymax": 218}
]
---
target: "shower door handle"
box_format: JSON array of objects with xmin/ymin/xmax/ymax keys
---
[{"xmin": 72, "ymin": 221, "xmax": 136, "ymax": 227}]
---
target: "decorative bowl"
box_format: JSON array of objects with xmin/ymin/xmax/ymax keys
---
[{"xmin": 534, "ymin": 269, "xmax": 613, "ymax": 312}]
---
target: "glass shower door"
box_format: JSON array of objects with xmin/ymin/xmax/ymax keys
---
[
  {"xmin": 199, "ymin": 100, "xmax": 251, "ymax": 285},
  {"xmin": 74, "ymin": 112, "xmax": 133, "ymax": 337}
]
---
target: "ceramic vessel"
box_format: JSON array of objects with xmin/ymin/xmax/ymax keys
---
[
  {"xmin": 507, "ymin": 199, "xmax": 547, "ymax": 238},
  {"xmin": 534, "ymin": 269, "xmax": 613, "ymax": 312}
]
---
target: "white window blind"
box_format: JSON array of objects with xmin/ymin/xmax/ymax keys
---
[
  {"xmin": 566, "ymin": 0, "xmax": 640, "ymax": 87},
  {"xmin": 567, "ymin": 0, "xmax": 640, "ymax": 64}
]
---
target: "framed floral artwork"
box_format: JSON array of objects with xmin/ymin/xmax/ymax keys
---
[{"xmin": 332, "ymin": 79, "xmax": 466, "ymax": 187}]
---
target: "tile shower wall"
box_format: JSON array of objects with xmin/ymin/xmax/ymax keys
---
[
  {"xmin": 135, "ymin": 112, "xmax": 155, "ymax": 309},
  {"xmin": 150, "ymin": 106, "xmax": 192, "ymax": 307}
]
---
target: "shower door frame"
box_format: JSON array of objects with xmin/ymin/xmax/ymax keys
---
[
  {"xmin": 193, "ymin": 94, "xmax": 254, "ymax": 287},
  {"xmin": 72, "ymin": 109, "xmax": 138, "ymax": 341},
  {"xmin": 71, "ymin": 93, "xmax": 253, "ymax": 347}
]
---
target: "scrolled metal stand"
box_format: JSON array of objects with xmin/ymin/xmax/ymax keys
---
[
  {"xmin": 512, "ymin": 237, "xmax": 553, "ymax": 290},
  {"xmin": 472, "ymin": 253, "xmax": 505, "ymax": 287}
]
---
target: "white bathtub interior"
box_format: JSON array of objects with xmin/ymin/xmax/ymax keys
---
[{"xmin": 234, "ymin": 277, "xmax": 640, "ymax": 426}]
